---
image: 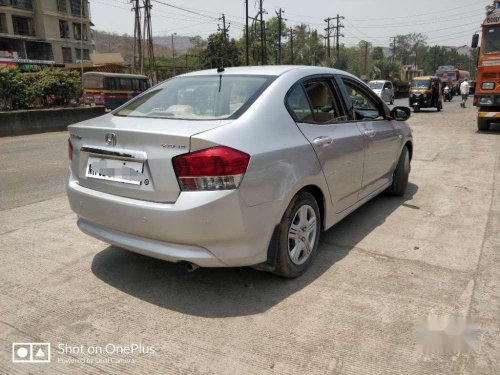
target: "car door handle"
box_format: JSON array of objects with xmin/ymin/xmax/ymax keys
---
[
  {"xmin": 313, "ymin": 136, "xmax": 333, "ymax": 148},
  {"xmin": 364, "ymin": 129, "xmax": 376, "ymax": 138}
]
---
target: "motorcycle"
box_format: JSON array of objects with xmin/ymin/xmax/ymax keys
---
[{"xmin": 444, "ymin": 87, "xmax": 453, "ymax": 102}]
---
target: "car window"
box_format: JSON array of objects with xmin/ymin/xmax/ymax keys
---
[
  {"xmin": 114, "ymin": 75, "xmax": 275, "ymax": 120},
  {"xmin": 286, "ymin": 85, "xmax": 313, "ymax": 122},
  {"xmin": 302, "ymin": 80, "xmax": 347, "ymax": 124},
  {"xmin": 342, "ymin": 79, "xmax": 382, "ymax": 120}
]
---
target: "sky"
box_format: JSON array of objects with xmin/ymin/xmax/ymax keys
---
[{"xmin": 90, "ymin": 0, "xmax": 491, "ymax": 47}]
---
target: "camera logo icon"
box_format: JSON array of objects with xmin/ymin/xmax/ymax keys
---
[{"xmin": 12, "ymin": 343, "xmax": 51, "ymax": 363}]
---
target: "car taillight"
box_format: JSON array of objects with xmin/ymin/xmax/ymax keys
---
[
  {"xmin": 172, "ymin": 146, "xmax": 250, "ymax": 191},
  {"xmin": 68, "ymin": 138, "xmax": 73, "ymax": 161}
]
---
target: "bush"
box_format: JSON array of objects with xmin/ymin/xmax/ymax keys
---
[{"xmin": 0, "ymin": 67, "xmax": 81, "ymax": 110}]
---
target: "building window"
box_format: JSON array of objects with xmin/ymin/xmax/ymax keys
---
[
  {"xmin": 25, "ymin": 41, "xmax": 54, "ymax": 61},
  {"xmin": 57, "ymin": 0, "xmax": 67, "ymax": 13},
  {"xmin": 0, "ymin": 14, "xmax": 7, "ymax": 34},
  {"xmin": 62, "ymin": 46, "xmax": 72, "ymax": 63},
  {"xmin": 70, "ymin": 0, "xmax": 86, "ymax": 17},
  {"xmin": 75, "ymin": 48, "xmax": 90, "ymax": 61},
  {"xmin": 12, "ymin": 16, "xmax": 35, "ymax": 36},
  {"xmin": 9, "ymin": 0, "xmax": 33, "ymax": 10},
  {"xmin": 59, "ymin": 20, "xmax": 69, "ymax": 38},
  {"xmin": 72, "ymin": 23, "xmax": 87, "ymax": 41}
]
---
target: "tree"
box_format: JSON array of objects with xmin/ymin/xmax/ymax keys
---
[
  {"xmin": 203, "ymin": 31, "xmax": 243, "ymax": 68},
  {"xmin": 394, "ymin": 33, "xmax": 428, "ymax": 65},
  {"xmin": 371, "ymin": 47, "xmax": 385, "ymax": 61}
]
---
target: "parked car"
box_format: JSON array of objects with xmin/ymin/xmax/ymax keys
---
[
  {"xmin": 368, "ymin": 80, "xmax": 395, "ymax": 104},
  {"xmin": 66, "ymin": 66, "xmax": 413, "ymax": 278}
]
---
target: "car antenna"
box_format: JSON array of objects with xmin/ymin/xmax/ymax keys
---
[{"xmin": 217, "ymin": 66, "xmax": 224, "ymax": 92}]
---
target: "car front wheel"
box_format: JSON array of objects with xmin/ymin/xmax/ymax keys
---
[{"xmin": 274, "ymin": 192, "xmax": 321, "ymax": 278}]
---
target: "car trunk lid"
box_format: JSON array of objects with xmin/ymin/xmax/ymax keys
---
[{"xmin": 68, "ymin": 114, "xmax": 228, "ymax": 203}]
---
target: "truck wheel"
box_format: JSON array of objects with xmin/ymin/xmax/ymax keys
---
[
  {"xmin": 273, "ymin": 192, "xmax": 321, "ymax": 278},
  {"xmin": 478, "ymin": 118, "xmax": 490, "ymax": 131}
]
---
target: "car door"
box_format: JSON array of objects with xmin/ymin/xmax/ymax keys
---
[
  {"xmin": 382, "ymin": 82, "xmax": 390, "ymax": 102},
  {"xmin": 286, "ymin": 77, "xmax": 365, "ymax": 213},
  {"xmin": 339, "ymin": 77, "xmax": 402, "ymax": 200}
]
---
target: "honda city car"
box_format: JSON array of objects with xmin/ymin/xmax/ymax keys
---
[{"xmin": 66, "ymin": 66, "xmax": 412, "ymax": 278}]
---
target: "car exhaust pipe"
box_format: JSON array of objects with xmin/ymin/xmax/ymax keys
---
[{"xmin": 185, "ymin": 262, "xmax": 199, "ymax": 272}]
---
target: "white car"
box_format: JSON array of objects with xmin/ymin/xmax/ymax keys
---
[
  {"xmin": 66, "ymin": 66, "xmax": 412, "ymax": 278},
  {"xmin": 368, "ymin": 80, "xmax": 395, "ymax": 104}
]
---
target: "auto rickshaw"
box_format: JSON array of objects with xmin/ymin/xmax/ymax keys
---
[{"xmin": 409, "ymin": 76, "xmax": 443, "ymax": 112}]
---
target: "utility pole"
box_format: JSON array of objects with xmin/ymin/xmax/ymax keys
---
[
  {"xmin": 391, "ymin": 37, "xmax": 397, "ymax": 62},
  {"xmin": 171, "ymin": 32, "xmax": 177, "ymax": 76},
  {"xmin": 363, "ymin": 40, "xmax": 369, "ymax": 76},
  {"xmin": 143, "ymin": 0, "xmax": 156, "ymax": 82},
  {"xmin": 259, "ymin": 0, "xmax": 265, "ymax": 65},
  {"xmin": 131, "ymin": 0, "xmax": 143, "ymax": 74},
  {"xmin": 324, "ymin": 17, "xmax": 333, "ymax": 58},
  {"xmin": 219, "ymin": 14, "xmax": 230, "ymax": 67},
  {"xmin": 289, "ymin": 27, "xmax": 296, "ymax": 64},
  {"xmin": 276, "ymin": 8, "xmax": 284, "ymax": 64},
  {"xmin": 335, "ymin": 14, "xmax": 344, "ymax": 60},
  {"xmin": 245, "ymin": 0, "xmax": 249, "ymax": 65}
]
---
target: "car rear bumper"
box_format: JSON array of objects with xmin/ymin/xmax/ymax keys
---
[{"xmin": 67, "ymin": 171, "xmax": 279, "ymax": 267}]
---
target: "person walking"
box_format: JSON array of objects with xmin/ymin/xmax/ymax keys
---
[{"xmin": 460, "ymin": 79, "xmax": 470, "ymax": 108}]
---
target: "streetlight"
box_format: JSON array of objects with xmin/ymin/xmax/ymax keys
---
[{"xmin": 171, "ymin": 33, "xmax": 177, "ymax": 76}]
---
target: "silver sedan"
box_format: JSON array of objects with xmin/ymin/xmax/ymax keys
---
[{"xmin": 66, "ymin": 66, "xmax": 413, "ymax": 278}]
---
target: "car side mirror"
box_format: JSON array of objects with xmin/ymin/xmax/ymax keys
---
[
  {"xmin": 390, "ymin": 106, "xmax": 411, "ymax": 121},
  {"xmin": 471, "ymin": 34, "xmax": 479, "ymax": 49}
]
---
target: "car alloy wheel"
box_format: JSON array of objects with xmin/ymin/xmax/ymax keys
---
[{"xmin": 288, "ymin": 205, "xmax": 318, "ymax": 265}]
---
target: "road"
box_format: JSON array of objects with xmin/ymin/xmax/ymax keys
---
[{"xmin": 1, "ymin": 99, "xmax": 499, "ymax": 374}]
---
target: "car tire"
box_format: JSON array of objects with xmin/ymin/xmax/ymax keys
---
[
  {"xmin": 390, "ymin": 97, "xmax": 394, "ymax": 105},
  {"xmin": 437, "ymin": 102, "xmax": 442, "ymax": 112},
  {"xmin": 273, "ymin": 192, "xmax": 321, "ymax": 278},
  {"xmin": 387, "ymin": 147, "xmax": 410, "ymax": 197},
  {"xmin": 478, "ymin": 118, "xmax": 490, "ymax": 131}
]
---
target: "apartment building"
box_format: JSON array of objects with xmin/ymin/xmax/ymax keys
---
[{"xmin": 0, "ymin": 0, "xmax": 94, "ymax": 68}]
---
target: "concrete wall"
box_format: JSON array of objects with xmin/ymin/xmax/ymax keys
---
[{"xmin": 0, "ymin": 106, "xmax": 106, "ymax": 137}]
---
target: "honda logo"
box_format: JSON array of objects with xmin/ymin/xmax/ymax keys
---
[{"xmin": 105, "ymin": 133, "xmax": 116, "ymax": 146}]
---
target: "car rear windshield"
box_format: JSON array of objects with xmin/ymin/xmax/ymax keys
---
[
  {"xmin": 368, "ymin": 82, "xmax": 383, "ymax": 90},
  {"xmin": 114, "ymin": 75, "xmax": 275, "ymax": 120},
  {"xmin": 411, "ymin": 80, "xmax": 430, "ymax": 89}
]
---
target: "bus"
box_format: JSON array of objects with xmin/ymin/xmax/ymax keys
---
[{"xmin": 83, "ymin": 72, "xmax": 151, "ymax": 110}]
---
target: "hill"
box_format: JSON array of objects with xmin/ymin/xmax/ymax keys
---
[{"xmin": 94, "ymin": 30, "xmax": 175, "ymax": 64}]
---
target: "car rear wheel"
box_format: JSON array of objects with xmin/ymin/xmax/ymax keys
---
[
  {"xmin": 273, "ymin": 192, "xmax": 320, "ymax": 278},
  {"xmin": 387, "ymin": 147, "xmax": 410, "ymax": 197}
]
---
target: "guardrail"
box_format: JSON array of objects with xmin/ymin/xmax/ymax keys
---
[{"xmin": 0, "ymin": 106, "xmax": 106, "ymax": 137}]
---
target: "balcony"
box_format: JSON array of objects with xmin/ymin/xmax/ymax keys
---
[
  {"xmin": 0, "ymin": 0, "xmax": 34, "ymax": 10},
  {"xmin": 12, "ymin": 15, "xmax": 35, "ymax": 36}
]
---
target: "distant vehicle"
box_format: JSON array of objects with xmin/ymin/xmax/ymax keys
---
[
  {"xmin": 368, "ymin": 80, "xmax": 395, "ymax": 104},
  {"xmin": 436, "ymin": 66, "xmax": 470, "ymax": 95},
  {"xmin": 67, "ymin": 66, "xmax": 413, "ymax": 278},
  {"xmin": 443, "ymin": 85, "xmax": 453, "ymax": 102},
  {"xmin": 409, "ymin": 76, "xmax": 443, "ymax": 112},
  {"xmin": 83, "ymin": 72, "xmax": 151, "ymax": 110},
  {"xmin": 472, "ymin": 0, "xmax": 500, "ymax": 131}
]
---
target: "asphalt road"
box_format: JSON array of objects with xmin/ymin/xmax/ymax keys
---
[{"xmin": 1, "ymin": 99, "xmax": 499, "ymax": 374}]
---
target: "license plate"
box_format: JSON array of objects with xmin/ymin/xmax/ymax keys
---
[{"xmin": 86, "ymin": 157, "xmax": 144, "ymax": 185}]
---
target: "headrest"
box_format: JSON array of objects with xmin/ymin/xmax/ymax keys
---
[{"xmin": 307, "ymin": 84, "xmax": 328, "ymax": 108}]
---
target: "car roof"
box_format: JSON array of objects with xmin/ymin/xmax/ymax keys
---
[{"xmin": 178, "ymin": 65, "xmax": 350, "ymax": 78}]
